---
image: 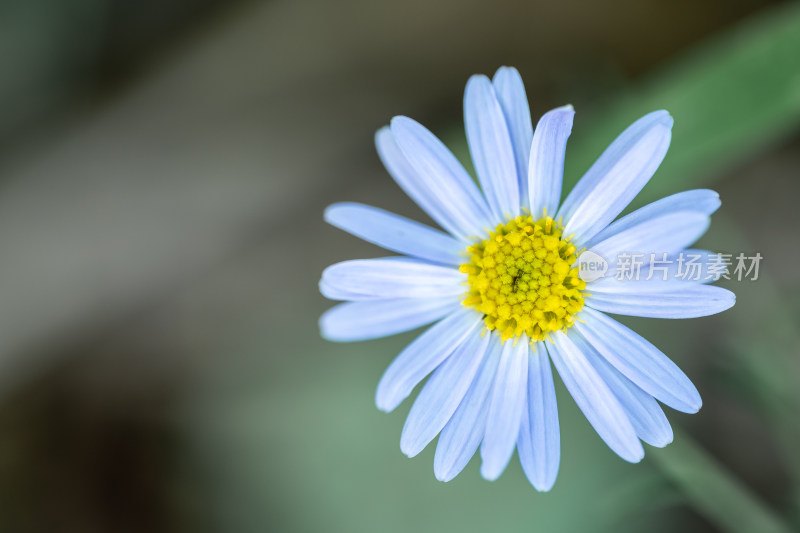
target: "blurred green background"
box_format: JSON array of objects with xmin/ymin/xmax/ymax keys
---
[{"xmin": 1, "ymin": 0, "xmax": 799, "ymax": 531}]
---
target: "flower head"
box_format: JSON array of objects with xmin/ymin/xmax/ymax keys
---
[{"xmin": 319, "ymin": 67, "xmax": 735, "ymax": 491}]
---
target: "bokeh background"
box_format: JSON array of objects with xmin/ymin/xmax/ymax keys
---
[{"xmin": 1, "ymin": 0, "xmax": 799, "ymax": 531}]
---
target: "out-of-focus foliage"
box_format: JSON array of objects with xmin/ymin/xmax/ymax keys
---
[
  {"xmin": 564, "ymin": 2, "xmax": 800, "ymax": 202},
  {"xmin": 651, "ymin": 429, "xmax": 792, "ymax": 533}
]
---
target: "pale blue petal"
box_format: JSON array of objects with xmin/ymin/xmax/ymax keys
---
[
  {"xmin": 324, "ymin": 202, "xmax": 465, "ymax": 265},
  {"xmin": 375, "ymin": 308, "xmax": 482, "ymax": 412},
  {"xmin": 320, "ymin": 296, "xmax": 461, "ymax": 342},
  {"xmin": 548, "ymin": 331, "xmax": 644, "ymax": 463},
  {"xmin": 587, "ymin": 284, "xmax": 735, "ymax": 318},
  {"xmin": 586, "ymin": 190, "xmax": 720, "ymax": 249},
  {"xmin": 575, "ymin": 308, "xmax": 701, "ymax": 413},
  {"xmin": 492, "ymin": 66, "xmax": 533, "ymax": 208},
  {"xmin": 587, "ymin": 249, "xmax": 727, "ymax": 292},
  {"xmin": 528, "ymin": 105, "xmax": 574, "ymax": 219},
  {"xmin": 376, "ymin": 127, "xmax": 470, "ymax": 240},
  {"xmin": 588, "ymin": 211, "xmax": 710, "ymax": 273},
  {"xmin": 400, "ymin": 327, "xmax": 490, "ymax": 457},
  {"xmin": 320, "ymin": 257, "xmax": 465, "ymax": 301},
  {"xmin": 558, "ymin": 111, "xmax": 673, "ymax": 246},
  {"xmin": 480, "ymin": 336, "xmax": 529, "ymax": 480},
  {"xmin": 464, "ymin": 75, "xmax": 520, "ymax": 219},
  {"xmin": 319, "ymin": 278, "xmax": 381, "ymax": 302},
  {"xmin": 434, "ymin": 334, "xmax": 503, "ymax": 481},
  {"xmin": 517, "ymin": 343, "xmax": 560, "ymax": 491},
  {"xmin": 390, "ymin": 117, "xmax": 493, "ymax": 239},
  {"xmin": 572, "ymin": 332, "xmax": 673, "ymax": 447}
]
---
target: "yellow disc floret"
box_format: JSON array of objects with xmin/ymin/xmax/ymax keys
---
[{"xmin": 460, "ymin": 214, "xmax": 586, "ymax": 343}]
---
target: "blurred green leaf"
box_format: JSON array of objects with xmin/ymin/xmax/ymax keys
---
[
  {"xmin": 709, "ymin": 214, "xmax": 800, "ymax": 522},
  {"xmin": 564, "ymin": 2, "xmax": 800, "ymax": 202},
  {"xmin": 650, "ymin": 429, "xmax": 793, "ymax": 533}
]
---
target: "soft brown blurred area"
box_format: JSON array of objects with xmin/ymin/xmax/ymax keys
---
[{"xmin": 0, "ymin": 0, "xmax": 796, "ymax": 532}]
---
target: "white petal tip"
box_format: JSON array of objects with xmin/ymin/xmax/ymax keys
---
[
  {"xmin": 466, "ymin": 73, "xmax": 490, "ymax": 86},
  {"xmin": 399, "ymin": 434, "xmax": 425, "ymax": 458},
  {"xmin": 318, "ymin": 327, "xmax": 335, "ymax": 343},
  {"xmin": 724, "ymin": 294, "xmax": 736, "ymax": 309},
  {"xmin": 714, "ymin": 287, "xmax": 736, "ymax": 307},
  {"xmin": 318, "ymin": 312, "xmax": 341, "ymax": 342},
  {"xmin": 479, "ymin": 462, "xmax": 502, "ymax": 481},
  {"xmin": 650, "ymin": 109, "xmax": 672, "ymax": 122},
  {"xmin": 496, "ymin": 65, "xmax": 517, "ymax": 73},
  {"xmin": 400, "ymin": 446, "xmax": 420, "ymax": 458},
  {"xmin": 635, "ymin": 109, "xmax": 673, "ymax": 131},
  {"xmin": 322, "ymin": 202, "xmax": 341, "ymax": 222},
  {"xmin": 433, "ymin": 468, "xmax": 456, "ymax": 483},
  {"xmin": 323, "ymin": 201, "xmax": 366, "ymax": 227},
  {"xmin": 375, "ymin": 395, "xmax": 396, "ymax": 413},
  {"xmin": 611, "ymin": 437, "xmax": 646, "ymax": 464},
  {"xmin": 684, "ymin": 399, "xmax": 702, "ymax": 414},
  {"xmin": 649, "ymin": 436, "xmax": 674, "ymax": 449},
  {"xmin": 318, "ymin": 278, "xmax": 335, "ymax": 301},
  {"xmin": 620, "ymin": 448, "xmax": 646, "ymax": 464},
  {"xmin": 493, "ymin": 66, "xmax": 520, "ymax": 80},
  {"xmin": 389, "ymin": 115, "xmax": 414, "ymax": 132},
  {"xmin": 319, "ymin": 330, "xmax": 356, "ymax": 344},
  {"xmin": 373, "ymin": 126, "xmax": 392, "ymax": 149}
]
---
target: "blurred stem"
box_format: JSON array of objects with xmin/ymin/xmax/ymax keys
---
[
  {"xmin": 713, "ymin": 213, "xmax": 800, "ymax": 519},
  {"xmin": 650, "ymin": 429, "xmax": 793, "ymax": 533}
]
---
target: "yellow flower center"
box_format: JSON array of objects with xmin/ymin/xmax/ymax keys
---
[{"xmin": 460, "ymin": 215, "xmax": 586, "ymax": 343}]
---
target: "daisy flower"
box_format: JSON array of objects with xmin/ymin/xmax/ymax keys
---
[{"xmin": 319, "ymin": 66, "xmax": 735, "ymax": 491}]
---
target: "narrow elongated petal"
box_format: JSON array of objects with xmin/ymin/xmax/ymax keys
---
[
  {"xmin": 573, "ymin": 332, "xmax": 672, "ymax": 447},
  {"xmin": 376, "ymin": 127, "xmax": 467, "ymax": 239},
  {"xmin": 587, "ymin": 284, "xmax": 735, "ymax": 318},
  {"xmin": 517, "ymin": 343, "xmax": 560, "ymax": 491},
  {"xmin": 575, "ymin": 308, "xmax": 701, "ymax": 413},
  {"xmin": 548, "ymin": 331, "xmax": 644, "ymax": 462},
  {"xmin": 401, "ymin": 328, "xmax": 491, "ymax": 457},
  {"xmin": 492, "ymin": 66, "xmax": 533, "ymax": 206},
  {"xmin": 588, "ymin": 211, "xmax": 710, "ymax": 272},
  {"xmin": 586, "ymin": 190, "xmax": 720, "ymax": 249},
  {"xmin": 325, "ymin": 202, "xmax": 465, "ymax": 265},
  {"xmin": 390, "ymin": 116, "xmax": 493, "ymax": 239},
  {"xmin": 320, "ymin": 296, "xmax": 461, "ymax": 342},
  {"xmin": 320, "ymin": 258, "xmax": 465, "ymax": 301},
  {"xmin": 464, "ymin": 75, "xmax": 520, "ymax": 219},
  {"xmin": 528, "ymin": 105, "xmax": 574, "ymax": 219},
  {"xmin": 558, "ymin": 111, "xmax": 673, "ymax": 246},
  {"xmin": 434, "ymin": 334, "xmax": 503, "ymax": 481},
  {"xmin": 376, "ymin": 308, "xmax": 481, "ymax": 412},
  {"xmin": 481, "ymin": 336, "xmax": 529, "ymax": 480}
]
